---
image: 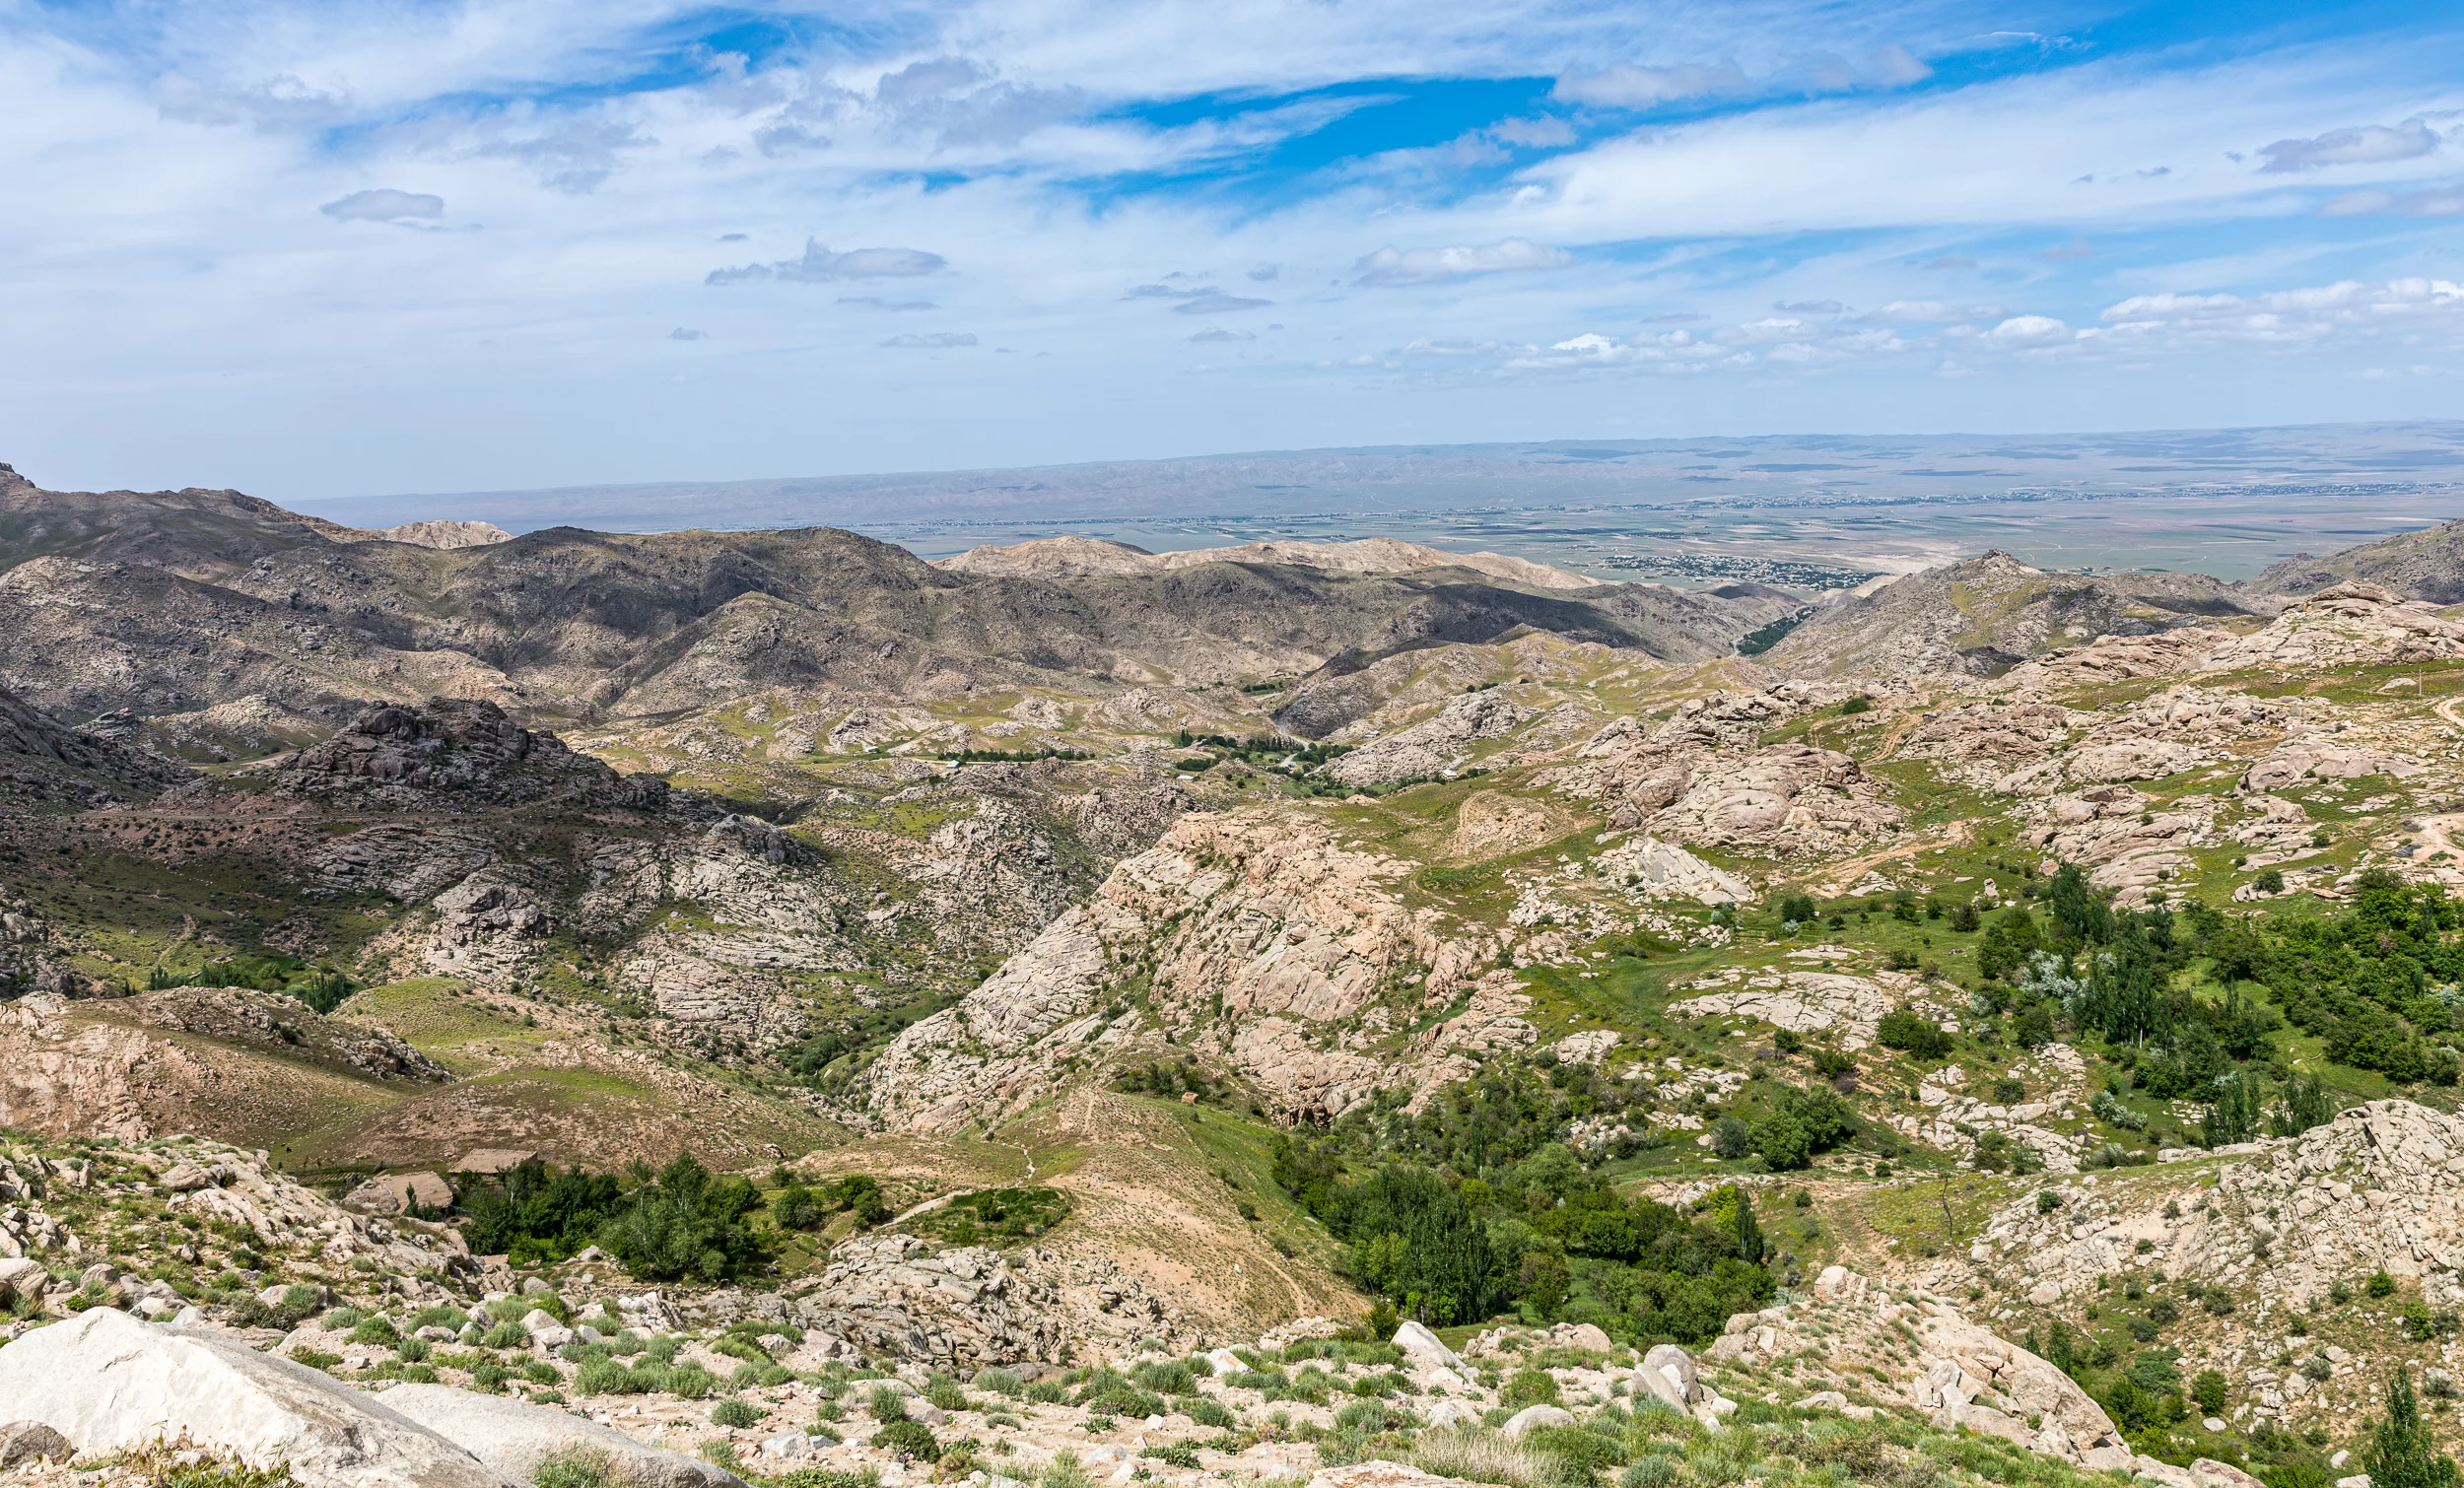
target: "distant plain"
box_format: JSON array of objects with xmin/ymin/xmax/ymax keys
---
[{"xmin": 298, "ymin": 419, "xmax": 2464, "ymax": 589}]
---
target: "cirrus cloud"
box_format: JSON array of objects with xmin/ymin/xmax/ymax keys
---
[
  {"xmin": 709, "ymin": 239, "xmax": 947, "ymax": 286},
  {"xmin": 1354, "ymin": 237, "xmax": 1573, "ymax": 287},
  {"xmin": 880, "ymin": 332, "xmax": 977, "ymax": 349},
  {"xmin": 319, "ymin": 188, "xmax": 443, "ymax": 224}
]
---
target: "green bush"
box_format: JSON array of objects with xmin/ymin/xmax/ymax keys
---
[
  {"xmin": 1505, "ymin": 1370, "xmax": 1561, "ymax": 1407},
  {"xmin": 712, "ymin": 1398, "xmax": 769, "ymax": 1429},
  {"xmin": 2194, "ymin": 1371, "xmax": 2228, "ymax": 1413},
  {"xmin": 871, "ymin": 1420, "xmax": 939, "ymax": 1461},
  {"xmin": 1141, "ymin": 1443, "xmax": 1201, "ymax": 1469},
  {"xmin": 668, "ymin": 1364, "xmax": 719, "ymax": 1400},
  {"xmin": 2369, "ymin": 1271, "xmax": 2398, "ymax": 1298},
  {"xmin": 976, "ymin": 1369, "xmax": 1023, "ymax": 1396},
  {"xmin": 870, "ymin": 1385, "xmax": 912, "ymax": 1424},
  {"xmin": 1186, "ymin": 1397, "xmax": 1235, "ymax": 1429},
  {"xmin": 532, "ymin": 1446, "xmax": 621, "ymax": 1488},
  {"xmin": 1877, "ymin": 1010, "xmax": 1952, "ymax": 1061},
  {"xmin": 409, "ymin": 1305, "xmax": 469, "ymax": 1332},
  {"xmin": 1622, "ymin": 1455, "xmax": 1678, "ymax": 1488},
  {"xmin": 349, "ymin": 1316, "xmax": 402, "ymax": 1345}
]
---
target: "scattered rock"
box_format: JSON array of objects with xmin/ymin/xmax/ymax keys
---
[{"xmin": 378, "ymin": 1383, "xmax": 744, "ymax": 1488}]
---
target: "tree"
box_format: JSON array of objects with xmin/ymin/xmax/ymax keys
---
[
  {"xmin": 2048, "ymin": 863, "xmax": 2114, "ymax": 947},
  {"xmin": 1877, "ymin": 1010, "xmax": 1952, "ymax": 1061},
  {"xmin": 1732, "ymin": 1188, "xmax": 1764, "ymax": 1265},
  {"xmin": 2365, "ymin": 1366, "xmax": 2460, "ymax": 1488},
  {"xmin": 1334, "ymin": 1165, "xmax": 1500, "ymax": 1325},
  {"xmin": 2193, "ymin": 1370, "xmax": 2228, "ymax": 1414},
  {"xmin": 1750, "ymin": 1085, "xmax": 1857, "ymax": 1171},
  {"xmin": 598, "ymin": 1154, "xmax": 768, "ymax": 1281},
  {"xmin": 2270, "ymin": 1072, "xmax": 2337, "ymax": 1136},
  {"xmin": 2203, "ymin": 1069, "xmax": 2265, "ymax": 1147}
]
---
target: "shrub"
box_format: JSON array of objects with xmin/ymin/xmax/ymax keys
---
[
  {"xmin": 1708, "ymin": 1118, "xmax": 1751, "ymax": 1161},
  {"xmin": 1410, "ymin": 1428, "xmax": 1557, "ymax": 1488},
  {"xmin": 1504, "ymin": 1370, "xmax": 1561, "ymax": 1407},
  {"xmin": 1335, "ymin": 1399, "xmax": 1397, "ymax": 1433},
  {"xmin": 1622, "ymin": 1456, "xmax": 1679, "ymax": 1488},
  {"xmin": 523, "ymin": 1360, "xmax": 560, "ymax": 1385},
  {"xmin": 2369, "ymin": 1271, "xmax": 2399, "ymax": 1298},
  {"xmin": 2037, "ymin": 1191, "xmax": 2062, "ymax": 1214},
  {"xmin": 870, "ymin": 1385, "xmax": 912, "ymax": 1424},
  {"xmin": 1877, "ymin": 1011, "xmax": 1952, "ymax": 1061},
  {"xmin": 533, "ymin": 1447, "xmax": 621, "ymax": 1488},
  {"xmin": 976, "ymin": 1369, "xmax": 1023, "ymax": 1396},
  {"xmin": 2194, "ymin": 1371, "xmax": 2228, "ymax": 1413},
  {"xmin": 1142, "ymin": 1444, "xmax": 1201, "ymax": 1469},
  {"xmin": 926, "ymin": 1383, "xmax": 968, "ymax": 1412},
  {"xmin": 871, "ymin": 1420, "xmax": 939, "ymax": 1461},
  {"xmin": 668, "ymin": 1363, "xmax": 719, "ymax": 1400},
  {"xmin": 1186, "ymin": 1397, "xmax": 1235, "ymax": 1429},
  {"xmin": 409, "ymin": 1305, "xmax": 469, "ymax": 1332},
  {"xmin": 712, "ymin": 1398, "xmax": 769, "ymax": 1429},
  {"xmin": 1042, "ymin": 1452, "xmax": 1094, "ymax": 1488},
  {"xmin": 575, "ymin": 1358, "xmax": 630, "ymax": 1395}
]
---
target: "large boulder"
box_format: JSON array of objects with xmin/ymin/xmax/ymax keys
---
[
  {"xmin": 1392, "ymin": 1320, "xmax": 1467, "ymax": 1373},
  {"xmin": 1500, "ymin": 1405, "xmax": 1575, "ymax": 1439},
  {"xmin": 0, "ymin": 1309, "xmax": 509, "ymax": 1487},
  {"xmin": 377, "ymin": 1384, "xmax": 744, "ymax": 1488}
]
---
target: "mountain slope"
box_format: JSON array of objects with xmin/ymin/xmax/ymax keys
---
[
  {"xmin": 2250, "ymin": 514, "xmax": 2464, "ymax": 602},
  {"xmin": 1763, "ymin": 549, "xmax": 2263, "ymax": 677}
]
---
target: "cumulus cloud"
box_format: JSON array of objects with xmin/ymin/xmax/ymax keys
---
[
  {"xmin": 1189, "ymin": 328, "xmax": 1255, "ymax": 342},
  {"xmin": 880, "ymin": 332, "xmax": 977, "ymax": 348},
  {"xmin": 2259, "ymin": 117, "xmax": 2440, "ymax": 172},
  {"xmin": 1552, "ymin": 62, "xmax": 1749, "ymax": 108},
  {"xmin": 1354, "ymin": 237, "xmax": 1572, "ymax": 286},
  {"xmin": 1173, "ymin": 292, "xmax": 1271, "ymax": 314},
  {"xmin": 319, "ymin": 189, "xmax": 444, "ymax": 224},
  {"xmin": 2089, "ymin": 278, "xmax": 2464, "ymax": 350},
  {"xmin": 1986, "ymin": 314, "xmax": 2072, "ymax": 348},
  {"xmin": 2318, "ymin": 186, "xmax": 2464, "ymax": 218},
  {"xmin": 709, "ymin": 239, "xmax": 947, "ymax": 285},
  {"xmin": 1775, "ymin": 299, "xmax": 1845, "ymax": 314},
  {"xmin": 1247, "ymin": 263, "xmax": 1280, "ymax": 282},
  {"xmin": 668, "ymin": 327, "xmax": 707, "ymax": 341}
]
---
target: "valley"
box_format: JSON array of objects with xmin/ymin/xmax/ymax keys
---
[{"xmin": 8, "ymin": 461, "xmax": 2464, "ymax": 1488}]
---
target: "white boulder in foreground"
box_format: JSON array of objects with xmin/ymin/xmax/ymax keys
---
[
  {"xmin": 0, "ymin": 1309, "xmax": 509, "ymax": 1488},
  {"xmin": 379, "ymin": 1384, "xmax": 745, "ymax": 1488}
]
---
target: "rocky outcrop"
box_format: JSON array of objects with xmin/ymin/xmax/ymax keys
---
[
  {"xmin": 1702, "ymin": 1265, "xmax": 2134, "ymax": 1471},
  {"xmin": 787, "ymin": 1233, "xmax": 1198, "ymax": 1366},
  {"xmin": 2203, "ymin": 583, "xmax": 2464, "ymax": 671},
  {"xmin": 1960, "ymin": 1101, "xmax": 2464, "ymax": 1315},
  {"xmin": 1326, "ymin": 692, "xmax": 1533, "ymax": 788},
  {"xmin": 2001, "ymin": 629, "xmax": 2230, "ymax": 692},
  {"xmin": 1557, "ymin": 733, "xmax": 1900, "ymax": 853},
  {"xmin": 0, "ymin": 1308, "xmax": 508, "ymax": 1488},
  {"xmin": 376, "ymin": 1385, "xmax": 741, "ymax": 1488},
  {"xmin": 1668, "ymin": 967, "xmax": 1900, "ymax": 1048},
  {"xmin": 1591, "ymin": 835, "xmax": 1752, "ymax": 905},
  {"xmin": 1766, "ymin": 551, "xmax": 2251, "ymax": 679},
  {"xmin": 860, "ymin": 806, "xmax": 1533, "ymax": 1130},
  {"xmin": 2239, "ymin": 726, "xmax": 2424, "ymax": 792},
  {"xmin": 272, "ymin": 698, "xmax": 669, "ymax": 813}
]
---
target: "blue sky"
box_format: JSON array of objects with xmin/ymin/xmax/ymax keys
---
[{"xmin": 0, "ymin": 0, "xmax": 2459, "ymax": 500}]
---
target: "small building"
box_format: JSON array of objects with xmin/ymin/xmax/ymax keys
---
[{"xmin": 451, "ymin": 1148, "xmax": 539, "ymax": 1176}]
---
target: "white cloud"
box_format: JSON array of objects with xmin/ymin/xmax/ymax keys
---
[
  {"xmin": 319, "ymin": 188, "xmax": 443, "ymax": 223},
  {"xmin": 1354, "ymin": 237, "xmax": 1572, "ymax": 286},
  {"xmin": 1986, "ymin": 314, "xmax": 2071, "ymax": 347},
  {"xmin": 1865, "ymin": 300, "xmax": 2004, "ymax": 321},
  {"xmin": 2088, "ymin": 278, "xmax": 2464, "ymax": 352},
  {"xmin": 880, "ymin": 331, "xmax": 978, "ymax": 349},
  {"xmin": 668, "ymin": 327, "xmax": 707, "ymax": 340},
  {"xmin": 708, "ymin": 240, "xmax": 947, "ymax": 285},
  {"xmin": 2259, "ymin": 117, "xmax": 2440, "ymax": 172},
  {"xmin": 1552, "ymin": 62, "xmax": 1749, "ymax": 108},
  {"xmin": 1189, "ymin": 327, "xmax": 1255, "ymax": 342}
]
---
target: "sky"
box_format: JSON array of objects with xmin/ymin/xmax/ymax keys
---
[{"xmin": 2, "ymin": 0, "xmax": 2462, "ymax": 502}]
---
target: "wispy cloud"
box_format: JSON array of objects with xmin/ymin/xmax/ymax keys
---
[
  {"xmin": 709, "ymin": 240, "xmax": 947, "ymax": 285},
  {"xmin": 2259, "ymin": 118, "xmax": 2441, "ymax": 172},
  {"xmin": 1355, "ymin": 238, "xmax": 1572, "ymax": 286},
  {"xmin": 319, "ymin": 188, "xmax": 442, "ymax": 224}
]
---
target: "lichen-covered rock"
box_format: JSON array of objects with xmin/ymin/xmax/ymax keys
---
[{"xmin": 1326, "ymin": 692, "xmax": 1534, "ymax": 789}]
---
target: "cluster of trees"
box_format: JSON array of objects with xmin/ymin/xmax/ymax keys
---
[
  {"xmin": 1271, "ymin": 1135, "xmax": 1774, "ymax": 1342},
  {"xmin": 770, "ymin": 1173, "xmax": 891, "ymax": 1232},
  {"xmin": 1112, "ymin": 1056, "xmax": 1236, "ymax": 1105},
  {"xmin": 2247, "ymin": 872, "xmax": 2464, "ymax": 1084},
  {"xmin": 145, "ymin": 956, "xmax": 356, "ymax": 1014},
  {"xmin": 453, "ymin": 1155, "xmax": 769, "ymax": 1281}
]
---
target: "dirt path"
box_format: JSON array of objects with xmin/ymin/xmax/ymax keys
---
[{"xmin": 1796, "ymin": 818, "xmax": 1976, "ymax": 893}]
